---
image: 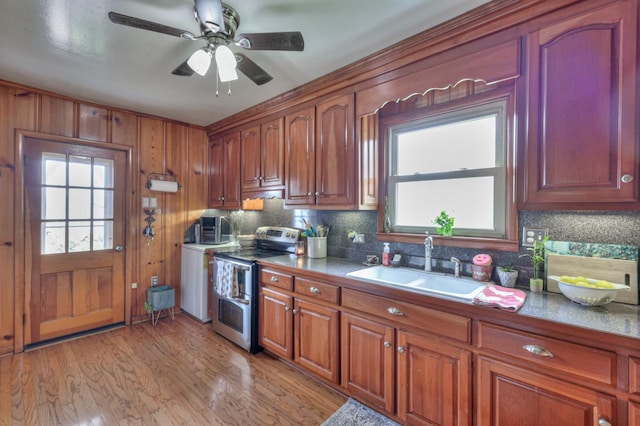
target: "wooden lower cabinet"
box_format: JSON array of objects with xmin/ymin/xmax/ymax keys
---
[
  {"xmin": 477, "ymin": 357, "xmax": 615, "ymax": 426},
  {"xmin": 630, "ymin": 400, "xmax": 640, "ymax": 426},
  {"xmin": 341, "ymin": 313, "xmax": 395, "ymax": 413},
  {"xmin": 397, "ymin": 331, "xmax": 472, "ymax": 426},
  {"xmin": 259, "ymin": 285, "xmax": 340, "ymax": 384}
]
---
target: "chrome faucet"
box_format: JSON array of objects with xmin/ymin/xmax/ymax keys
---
[
  {"xmin": 451, "ymin": 257, "xmax": 461, "ymax": 278},
  {"xmin": 424, "ymin": 232, "xmax": 433, "ymax": 272}
]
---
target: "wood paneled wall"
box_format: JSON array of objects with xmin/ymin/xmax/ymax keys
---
[{"xmin": 0, "ymin": 80, "xmax": 208, "ymax": 354}]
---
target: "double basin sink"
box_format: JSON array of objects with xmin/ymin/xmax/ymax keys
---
[{"xmin": 346, "ymin": 265, "xmax": 486, "ymax": 301}]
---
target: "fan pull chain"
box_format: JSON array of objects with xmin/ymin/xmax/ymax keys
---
[
  {"xmin": 215, "ymin": 67, "xmax": 220, "ymax": 97},
  {"xmin": 228, "ymin": 82, "xmax": 231, "ymax": 96}
]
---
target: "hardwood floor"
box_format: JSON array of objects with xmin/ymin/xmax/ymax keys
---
[{"xmin": 1, "ymin": 314, "xmax": 346, "ymax": 425}]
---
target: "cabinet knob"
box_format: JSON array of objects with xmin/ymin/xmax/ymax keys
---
[
  {"xmin": 254, "ymin": 176, "xmax": 259, "ymax": 181},
  {"xmin": 259, "ymin": 176, "xmax": 264, "ymax": 180},
  {"xmin": 523, "ymin": 344, "xmax": 554, "ymax": 358},
  {"xmin": 598, "ymin": 418, "xmax": 612, "ymax": 426},
  {"xmin": 397, "ymin": 346, "xmax": 406, "ymax": 353},
  {"xmin": 284, "ymin": 306, "xmax": 290, "ymax": 312},
  {"xmin": 383, "ymin": 341, "xmax": 392, "ymax": 348},
  {"xmin": 221, "ymin": 196, "xmax": 225, "ymax": 201},
  {"xmin": 292, "ymin": 309, "xmax": 298, "ymax": 314},
  {"xmin": 270, "ymin": 276, "xmax": 279, "ymax": 282},
  {"xmin": 621, "ymin": 174, "xmax": 634, "ymax": 183},
  {"xmin": 307, "ymin": 192, "xmax": 313, "ymax": 197},
  {"xmin": 387, "ymin": 307, "xmax": 404, "ymax": 316},
  {"xmin": 315, "ymin": 191, "xmax": 321, "ymax": 196},
  {"xmin": 309, "ymin": 286, "xmax": 321, "ymax": 294}
]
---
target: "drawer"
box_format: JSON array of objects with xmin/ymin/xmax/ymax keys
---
[
  {"xmin": 295, "ymin": 278, "xmax": 340, "ymax": 304},
  {"xmin": 631, "ymin": 357, "xmax": 640, "ymax": 395},
  {"xmin": 479, "ymin": 322, "xmax": 616, "ymax": 386},
  {"xmin": 341, "ymin": 288, "xmax": 470, "ymax": 344},
  {"xmin": 260, "ymin": 268, "xmax": 293, "ymax": 291}
]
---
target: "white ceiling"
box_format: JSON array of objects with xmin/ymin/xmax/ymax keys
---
[{"xmin": 0, "ymin": 0, "xmax": 490, "ymax": 127}]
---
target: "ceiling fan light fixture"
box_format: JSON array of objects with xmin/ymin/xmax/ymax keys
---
[
  {"xmin": 187, "ymin": 48, "xmax": 212, "ymax": 76},
  {"xmin": 215, "ymin": 45, "xmax": 238, "ymax": 82}
]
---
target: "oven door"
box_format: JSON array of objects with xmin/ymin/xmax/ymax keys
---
[{"xmin": 211, "ymin": 258, "xmax": 259, "ymax": 353}]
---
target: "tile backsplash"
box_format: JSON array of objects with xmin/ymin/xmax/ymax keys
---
[{"xmin": 202, "ymin": 200, "xmax": 640, "ymax": 288}]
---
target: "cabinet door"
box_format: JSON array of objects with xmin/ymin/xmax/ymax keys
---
[
  {"xmin": 258, "ymin": 287, "xmax": 293, "ymax": 360},
  {"xmin": 285, "ymin": 107, "xmax": 315, "ymax": 206},
  {"xmin": 208, "ymin": 138, "xmax": 224, "ymax": 208},
  {"xmin": 315, "ymin": 93, "xmax": 355, "ymax": 208},
  {"xmin": 261, "ymin": 117, "xmax": 285, "ymax": 188},
  {"xmin": 341, "ymin": 313, "xmax": 395, "ymax": 414},
  {"xmin": 520, "ymin": 1, "xmax": 638, "ymax": 208},
  {"xmin": 397, "ymin": 331, "xmax": 472, "ymax": 426},
  {"xmin": 241, "ymin": 125, "xmax": 261, "ymax": 191},
  {"xmin": 294, "ymin": 298, "xmax": 340, "ymax": 383},
  {"xmin": 222, "ymin": 132, "xmax": 241, "ymax": 208},
  {"xmin": 477, "ymin": 357, "xmax": 615, "ymax": 426}
]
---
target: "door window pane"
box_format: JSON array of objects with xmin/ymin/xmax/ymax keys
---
[
  {"xmin": 42, "ymin": 187, "xmax": 66, "ymax": 220},
  {"xmin": 93, "ymin": 158, "xmax": 114, "ymax": 188},
  {"xmin": 68, "ymin": 188, "xmax": 92, "ymax": 219},
  {"xmin": 93, "ymin": 221, "xmax": 114, "ymax": 250},
  {"xmin": 93, "ymin": 189, "xmax": 114, "ymax": 219},
  {"xmin": 69, "ymin": 155, "xmax": 92, "ymax": 187},
  {"xmin": 42, "ymin": 221, "xmax": 66, "ymax": 254},
  {"xmin": 69, "ymin": 221, "xmax": 91, "ymax": 252},
  {"xmin": 43, "ymin": 153, "xmax": 66, "ymax": 186}
]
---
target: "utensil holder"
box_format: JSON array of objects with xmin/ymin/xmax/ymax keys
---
[{"xmin": 307, "ymin": 237, "xmax": 327, "ymax": 258}]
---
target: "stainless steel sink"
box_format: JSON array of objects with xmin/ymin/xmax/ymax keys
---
[{"xmin": 346, "ymin": 265, "xmax": 486, "ymax": 301}]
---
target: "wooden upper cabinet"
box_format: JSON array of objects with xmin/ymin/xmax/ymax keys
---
[
  {"xmin": 519, "ymin": 0, "xmax": 639, "ymax": 209},
  {"xmin": 111, "ymin": 110, "xmax": 138, "ymax": 147},
  {"xmin": 285, "ymin": 106, "xmax": 316, "ymax": 206},
  {"xmin": 285, "ymin": 93, "xmax": 356, "ymax": 209},
  {"xmin": 78, "ymin": 103, "xmax": 109, "ymax": 142},
  {"xmin": 39, "ymin": 95, "xmax": 74, "ymax": 137},
  {"xmin": 241, "ymin": 117, "xmax": 285, "ymax": 194},
  {"xmin": 208, "ymin": 132, "xmax": 241, "ymax": 209}
]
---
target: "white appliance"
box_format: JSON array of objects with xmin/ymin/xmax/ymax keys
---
[{"xmin": 180, "ymin": 244, "xmax": 213, "ymax": 322}]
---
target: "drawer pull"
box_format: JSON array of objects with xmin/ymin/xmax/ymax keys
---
[
  {"xmin": 599, "ymin": 418, "xmax": 611, "ymax": 426},
  {"xmin": 397, "ymin": 346, "xmax": 406, "ymax": 353},
  {"xmin": 523, "ymin": 344, "xmax": 554, "ymax": 358},
  {"xmin": 309, "ymin": 286, "xmax": 321, "ymax": 294},
  {"xmin": 270, "ymin": 276, "xmax": 279, "ymax": 282},
  {"xmin": 384, "ymin": 341, "xmax": 392, "ymax": 348},
  {"xmin": 387, "ymin": 307, "xmax": 404, "ymax": 316}
]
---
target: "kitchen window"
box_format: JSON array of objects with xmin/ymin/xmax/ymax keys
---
[{"xmin": 382, "ymin": 89, "xmax": 516, "ymax": 246}]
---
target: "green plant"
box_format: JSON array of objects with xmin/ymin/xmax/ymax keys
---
[
  {"xmin": 500, "ymin": 264, "xmax": 516, "ymax": 272},
  {"xmin": 520, "ymin": 236, "xmax": 549, "ymax": 279},
  {"xmin": 144, "ymin": 300, "xmax": 152, "ymax": 314},
  {"xmin": 433, "ymin": 211, "xmax": 455, "ymax": 236}
]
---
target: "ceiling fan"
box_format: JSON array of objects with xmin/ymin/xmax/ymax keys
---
[{"xmin": 108, "ymin": 0, "xmax": 304, "ymax": 86}]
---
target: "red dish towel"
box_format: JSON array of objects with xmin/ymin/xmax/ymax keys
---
[{"xmin": 473, "ymin": 284, "xmax": 527, "ymax": 312}]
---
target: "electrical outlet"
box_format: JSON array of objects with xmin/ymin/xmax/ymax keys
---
[
  {"xmin": 522, "ymin": 227, "xmax": 548, "ymax": 247},
  {"xmin": 131, "ymin": 282, "xmax": 137, "ymax": 289},
  {"xmin": 151, "ymin": 276, "xmax": 159, "ymax": 287}
]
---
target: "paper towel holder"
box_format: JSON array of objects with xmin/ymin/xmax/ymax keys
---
[{"xmin": 146, "ymin": 173, "xmax": 180, "ymax": 192}]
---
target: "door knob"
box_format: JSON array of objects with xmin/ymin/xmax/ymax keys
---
[
  {"xmin": 115, "ymin": 245, "xmax": 124, "ymax": 252},
  {"xmin": 621, "ymin": 174, "xmax": 634, "ymax": 183}
]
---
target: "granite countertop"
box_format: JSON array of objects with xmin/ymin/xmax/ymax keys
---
[{"xmin": 260, "ymin": 255, "xmax": 640, "ymax": 341}]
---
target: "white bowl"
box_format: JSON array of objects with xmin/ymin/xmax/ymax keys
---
[
  {"xmin": 550, "ymin": 275, "xmax": 629, "ymax": 306},
  {"xmin": 237, "ymin": 235, "xmax": 255, "ymax": 248}
]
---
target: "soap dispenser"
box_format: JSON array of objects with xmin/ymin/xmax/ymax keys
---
[{"xmin": 382, "ymin": 243, "xmax": 391, "ymax": 266}]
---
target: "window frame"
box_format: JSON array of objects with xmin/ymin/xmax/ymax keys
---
[{"xmin": 378, "ymin": 86, "xmax": 519, "ymax": 251}]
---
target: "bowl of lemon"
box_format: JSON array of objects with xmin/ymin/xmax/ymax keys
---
[{"xmin": 549, "ymin": 275, "xmax": 630, "ymax": 306}]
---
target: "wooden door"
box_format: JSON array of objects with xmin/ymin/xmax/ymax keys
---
[
  {"xmin": 315, "ymin": 94, "xmax": 355, "ymax": 208},
  {"xmin": 208, "ymin": 138, "xmax": 224, "ymax": 208},
  {"xmin": 240, "ymin": 125, "xmax": 261, "ymax": 191},
  {"xmin": 222, "ymin": 132, "xmax": 241, "ymax": 208},
  {"xmin": 23, "ymin": 137, "xmax": 127, "ymax": 344},
  {"xmin": 285, "ymin": 107, "xmax": 315, "ymax": 206},
  {"xmin": 397, "ymin": 331, "xmax": 472, "ymax": 426},
  {"xmin": 477, "ymin": 357, "xmax": 615, "ymax": 425},
  {"xmin": 294, "ymin": 298, "xmax": 339, "ymax": 383},
  {"xmin": 258, "ymin": 287, "xmax": 293, "ymax": 359},
  {"xmin": 520, "ymin": 0, "xmax": 638, "ymax": 208},
  {"xmin": 261, "ymin": 117, "xmax": 285, "ymax": 188},
  {"xmin": 341, "ymin": 312, "xmax": 395, "ymax": 413}
]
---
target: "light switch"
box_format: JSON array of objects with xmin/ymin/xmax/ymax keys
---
[
  {"xmin": 142, "ymin": 197, "xmax": 150, "ymax": 208},
  {"xmin": 149, "ymin": 197, "xmax": 158, "ymax": 208}
]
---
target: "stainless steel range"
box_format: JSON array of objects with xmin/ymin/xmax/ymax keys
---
[{"xmin": 211, "ymin": 226, "xmax": 301, "ymax": 353}]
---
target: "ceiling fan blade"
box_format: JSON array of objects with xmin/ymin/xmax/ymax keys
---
[
  {"xmin": 235, "ymin": 53, "xmax": 273, "ymax": 85},
  {"xmin": 235, "ymin": 32, "xmax": 304, "ymax": 51},
  {"xmin": 108, "ymin": 12, "xmax": 195, "ymax": 39},
  {"xmin": 194, "ymin": 0, "xmax": 226, "ymax": 33},
  {"xmin": 172, "ymin": 60, "xmax": 195, "ymax": 76}
]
